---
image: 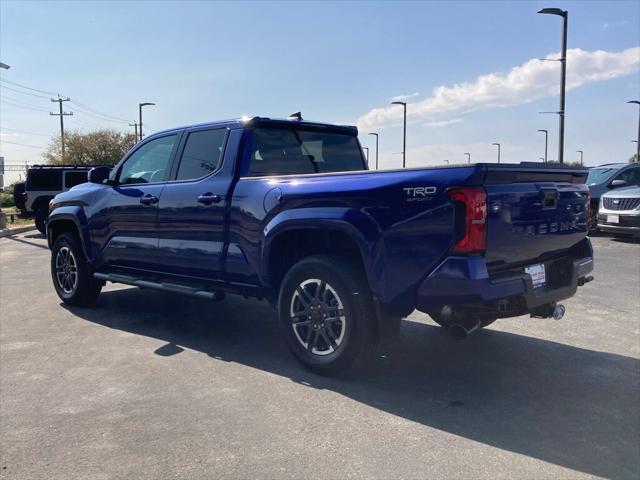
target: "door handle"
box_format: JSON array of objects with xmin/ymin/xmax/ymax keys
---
[
  {"xmin": 140, "ymin": 194, "xmax": 159, "ymax": 206},
  {"xmin": 197, "ymin": 193, "xmax": 222, "ymax": 205}
]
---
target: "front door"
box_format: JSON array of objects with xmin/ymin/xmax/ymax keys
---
[
  {"xmin": 95, "ymin": 133, "xmax": 180, "ymax": 271},
  {"xmin": 156, "ymin": 127, "xmax": 231, "ymax": 279}
]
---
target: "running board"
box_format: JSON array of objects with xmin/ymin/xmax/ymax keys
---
[{"xmin": 93, "ymin": 272, "xmax": 225, "ymax": 301}]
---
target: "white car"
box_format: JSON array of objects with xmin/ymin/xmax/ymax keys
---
[{"xmin": 597, "ymin": 186, "xmax": 640, "ymax": 237}]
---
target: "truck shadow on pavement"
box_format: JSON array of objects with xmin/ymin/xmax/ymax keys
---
[{"xmin": 66, "ymin": 287, "xmax": 640, "ymax": 479}]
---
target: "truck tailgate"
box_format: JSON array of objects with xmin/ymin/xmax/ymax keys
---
[{"xmin": 482, "ymin": 164, "xmax": 589, "ymax": 272}]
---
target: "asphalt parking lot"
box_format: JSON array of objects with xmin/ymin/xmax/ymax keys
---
[{"xmin": 0, "ymin": 232, "xmax": 638, "ymax": 480}]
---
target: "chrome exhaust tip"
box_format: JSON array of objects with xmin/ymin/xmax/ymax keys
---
[
  {"xmin": 450, "ymin": 320, "xmax": 481, "ymax": 340},
  {"xmin": 552, "ymin": 304, "xmax": 566, "ymax": 320}
]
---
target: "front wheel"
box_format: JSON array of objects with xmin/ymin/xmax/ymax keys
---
[
  {"xmin": 277, "ymin": 255, "xmax": 374, "ymax": 373},
  {"xmin": 51, "ymin": 233, "xmax": 102, "ymax": 306}
]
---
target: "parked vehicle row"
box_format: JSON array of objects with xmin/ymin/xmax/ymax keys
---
[
  {"xmin": 586, "ymin": 162, "xmax": 640, "ymax": 230},
  {"xmin": 46, "ymin": 115, "xmax": 594, "ymax": 373}
]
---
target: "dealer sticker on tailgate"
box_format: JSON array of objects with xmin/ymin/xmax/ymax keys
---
[{"xmin": 525, "ymin": 263, "xmax": 546, "ymax": 289}]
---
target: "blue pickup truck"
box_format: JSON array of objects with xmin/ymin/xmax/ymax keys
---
[{"xmin": 47, "ymin": 116, "xmax": 594, "ymax": 372}]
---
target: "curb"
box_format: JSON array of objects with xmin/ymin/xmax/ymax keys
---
[{"xmin": 0, "ymin": 225, "xmax": 38, "ymax": 238}]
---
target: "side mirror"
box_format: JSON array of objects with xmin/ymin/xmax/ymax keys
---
[
  {"xmin": 609, "ymin": 179, "xmax": 627, "ymax": 188},
  {"xmin": 88, "ymin": 166, "xmax": 111, "ymax": 184}
]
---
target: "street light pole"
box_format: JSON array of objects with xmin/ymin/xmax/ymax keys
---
[
  {"xmin": 628, "ymin": 101, "xmax": 640, "ymax": 161},
  {"xmin": 576, "ymin": 150, "xmax": 583, "ymax": 166},
  {"xmin": 368, "ymin": 133, "xmax": 379, "ymax": 170},
  {"xmin": 492, "ymin": 143, "xmax": 501, "ymax": 163},
  {"xmin": 138, "ymin": 102, "xmax": 155, "ymax": 142},
  {"xmin": 538, "ymin": 7, "xmax": 568, "ymax": 164},
  {"xmin": 391, "ymin": 101, "xmax": 407, "ymax": 168},
  {"xmin": 537, "ymin": 129, "xmax": 548, "ymax": 163},
  {"xmin": 0, "ymin": 62, "xmax": 9, "ymax": 70},
  {"xmin": 464, "ymin": 152, "xmax": 471, "ymax": 164},
  {"xmin": 443, "ymin": 160, "xmax": 449, "ymax": 165}
]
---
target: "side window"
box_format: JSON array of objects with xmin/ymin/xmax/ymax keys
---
[
  {"xmin": 27, "ymin": 170, "xmax": 62, "ymax": 190},
  {"xmin": 175, "ymin": 129, "xmax": 227, "ymax": 181},
  {"xmin": 64, "ymin": 171, "xmax": 89, "ymax": 188},
  {"xmin": 118, "ymin": 135, "xmax": 177, "ymax": 185},
  {"xmin": 615, "ymin": 167, "xmax": 640, "ymax": 186}
]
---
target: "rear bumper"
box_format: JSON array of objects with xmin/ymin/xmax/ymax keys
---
[{"xmin": 415, "ymin": 239, "xmax": 594, "ymax": 316}]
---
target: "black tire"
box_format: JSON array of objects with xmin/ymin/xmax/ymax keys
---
[
  {"xmin": 50, "ymin": 233, "xmax": 102, "ymax": 306},
  {"xmin": 430, "ymin": 313, "xmax": 496, "ymax": 329},
  {"xmin": 277, "ymin": 255, "xmax": 375, "ymax": 373},
  {"xmin": 34, "ymin": 206, "xmax": 47, "ymax": 235}
]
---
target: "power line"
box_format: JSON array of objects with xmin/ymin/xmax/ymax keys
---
[
  {"xmin": 72, "ymin": 106, "xmax": 129, "ymax": 125},
  {"xmin": 0, "ymin": 78, "xmax": 60, "ymax": 96},
  {"xmin": 71, "ymin": 99, "xmax": 130, "ymax": 123},
  {"xmin": 0, "ymin": 83, "xmax": 50, "ymax": 99},
  {"xmin": 1, "ymin": 98, "xmax": 50, "ymax": 113},
  {"xmin": 1, "ymin": 93, "xmax": 49, "ymax": 110},
  {"xmin": 0, "ymin": 140, "xmax": 47, "ymax": 150},
  {"xmin": 0, "ymin": 126, "xmax": 50, "ymax": 137}
]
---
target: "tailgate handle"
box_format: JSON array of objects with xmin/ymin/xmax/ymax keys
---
[{"xmin": 539, "ymin": 188, "xmax": 559, "ymax": 209}]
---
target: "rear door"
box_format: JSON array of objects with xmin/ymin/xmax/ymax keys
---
[
  {"xmin": 483, "ymin": 165, "xmax": 589, "ymax": 271},
  {"xmin": 155, "ymin": 126, "xmax": 233, "ymax": 279}
]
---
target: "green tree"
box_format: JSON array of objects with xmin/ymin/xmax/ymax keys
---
[{"xmin": 43, "ymin": 129, "xmax": 136, "ymax": 166}]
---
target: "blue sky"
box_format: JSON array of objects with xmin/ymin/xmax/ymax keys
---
[{"xmin": 1, "ymin": 1, "xmax": 638, "ymax": 182}]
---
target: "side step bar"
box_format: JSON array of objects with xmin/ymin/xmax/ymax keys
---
[{"xmin": 93, "ymin": 272, "xmax": 224, "ymax": 301}]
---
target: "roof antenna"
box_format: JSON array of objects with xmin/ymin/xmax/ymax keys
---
[{"xmin": 288, "ymin": 111, "xmax": 303, "ymax": 121}]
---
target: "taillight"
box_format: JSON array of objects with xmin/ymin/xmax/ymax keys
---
[{"xmin": 448, "ymin": 187, "xmax": 487, "ymax": 254}]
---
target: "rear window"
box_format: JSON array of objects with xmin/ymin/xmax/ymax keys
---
[
  {"xmin": 64, "ymin": 171, "xmax": 89, "ymax": 188},
  {"xmin": 27, "ymin": 170, "xmax": 62, "ymax": 190},
  {"xmin": 246, "ymin": 127, "xmax": 364, "ymax": 177},
  {"xmin": 175, "ymin": 128, "xmax": 227, "ymax": 181}
]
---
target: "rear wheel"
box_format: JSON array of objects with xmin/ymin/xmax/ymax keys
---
[
  {"xmin": 278, "ymin": 255, "xmax": 374, "ymax": 373},
  {"xmin": 51, "ymin": 233, "xmax": 101, "ymax": 306},
  {"xmin": 34, "ymin": 206, "xmax": 48, "ymax": 235}
]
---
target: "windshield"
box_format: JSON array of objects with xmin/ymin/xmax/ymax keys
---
[
  {"xmin": 247, "ymin": 127, "xmax": 365, "ymax": 176},
  {"xmin": 586, "ymin": 168, "xmax": 615, "ymax": 186}
]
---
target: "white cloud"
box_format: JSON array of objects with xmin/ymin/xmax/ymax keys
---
[
  {"xmin": 390, "ymin": 92, "xmax": 420, "ymax": 102},
  {"xmin": 423, "ymin": 118, "xmax": 463, "ymax": 127},
  {"xmin": 602, "ymin": 20, "xmax": 629, "ymax": 30},
  {"xmin": 357, "ymin": 47, "xmax": 640, "ymax": 131}
]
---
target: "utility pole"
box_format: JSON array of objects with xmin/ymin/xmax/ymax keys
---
[
  {"xmin": 50, "ymin": 97, "xmax": 73, "ymax": 162},
  {"xmin": 538, "ymin": 8, "xmax": 568, "ymax": 164},
  {"xmin": 576, "ymin": 150, "xmax": 583, "ymax": 166},
  {"xmin": 129, "ymin": 122, "xmax": 139, "ymax": 140},
  {"xmin": 464, "ymin": 152, "xmax": 471, "ymax": 164}
]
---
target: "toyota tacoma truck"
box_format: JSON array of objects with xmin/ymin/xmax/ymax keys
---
[{"xmin": 47, "ymin": 116, "xmax": 594, "ymax": 372}]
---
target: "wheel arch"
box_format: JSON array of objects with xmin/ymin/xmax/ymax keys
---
[
  {"xmin": 261, "ymin": 208, "xmax": 385, "ymax": 297},
  {"xmin": 47, "ymin": 207, "xmax": 91, "ymax": 260}
]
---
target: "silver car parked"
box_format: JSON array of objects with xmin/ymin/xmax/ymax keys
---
[{"xmin": 597, "ymin": 186, "xmax": 640, "ymax": 237}]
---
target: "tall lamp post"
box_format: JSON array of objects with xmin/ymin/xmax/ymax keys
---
[
  {"xmin": 576, "ymin": 150, "xmax": 583, "ymax": 166},
  {"xmin": 0, "ymin": 62, "xmax": 9, "ymax": 70},
  {"xmin": 464, "ymin": 152, "xmax": 471, "ymax": 164},
  {"xmin": 443, "ymin": 160, "xmax": 449, "ymax": 165},
  {"xmin": 537, "ymin": 129, "xmax": 548, "ymax": 163},
  {"xmin": 538, "ymin": 7, "xmax": 568, "ymax": 164},
  {"xmin": 491, "ymin": 143, "xmax": 501, "ymax": 163},
  {"xmin": 138, "ymin": 102, "xmax": 155, "ymax": 142},
  {"xmin": 628, "ymin": 101, "xmax": 640, "ymax": 161},
  {"xmin": 391, "ymin": 101, "xmax": 407, "ymax": 168},
  {"xmin": 368, "ymin": 132, "xmax": 379, "ymax": 170}
]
